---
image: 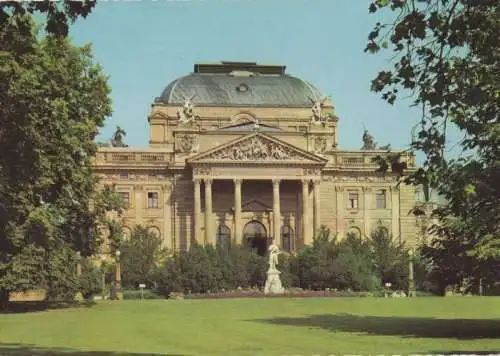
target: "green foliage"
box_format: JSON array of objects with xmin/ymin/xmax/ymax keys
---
[
  {"xmin": 367, "ymin": 0, "xmax": 500, "ymax": 284},
  {"xmin": 369, "ymin": 228, "xmax": 409, "ymax": 290},
  {"xmin": 45, "ymin": 244, "xmax": 79, "ymax": 301},
  {"xmin": 296, "ymin": 232, "xmax": 380, "ymax": 291},
  {"xmin": 119, "ymin": 225, "xmax": 165, "ymax": 289},
  {"xmin": 78, "ymin": 258, "xmax": 102, "ymax": 299},
  {"xmin": 154, "ymin": 244, "xmax": 268, "ymax": 296},
  {"xmin": 122, "ymin": 289, "xmax": 164, "ymax": 300},
  {"xmin": 0, "ymin": 1, "xmax": 96, "ymax": 37},
  {"xmin": 0, "ymin": 13, "xmax": 114, "ymax": 308}
]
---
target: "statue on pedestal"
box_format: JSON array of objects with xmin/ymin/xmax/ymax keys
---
[
  {"xmin": 361, "ymin": 129, "xmax": 376, "ymax": 150},
  {"xmin": 264, "ymin": 244, "xmax": 285, "ymax": 295},
  {"xmin": 111, "ymin": 126, "xmax": 128, "ymax": 147}
]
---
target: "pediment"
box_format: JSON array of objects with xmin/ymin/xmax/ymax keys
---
[
  {"xmin": 241, "ymin": 199, "xmax": 271, "ymax": 212},
  {"xmin": 188, "ymin": 133, "xmax": 327, "ymax": 164}
]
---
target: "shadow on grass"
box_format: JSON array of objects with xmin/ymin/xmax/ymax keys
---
[
  {"xmin": 252, "ymin": 313, "xmax": 500, "ymax": 339},
  {"xmin": 0, "ymin": 343, "xmax": 188, "ymax": 356},
  {"xmin": 1, "ymin": 301, "xmax": 96, "ymax": 314}
]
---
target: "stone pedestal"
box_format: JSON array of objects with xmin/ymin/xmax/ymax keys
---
[{"xmin": 264, "ymin": 269, "xmax": 285, "ymax": 295}]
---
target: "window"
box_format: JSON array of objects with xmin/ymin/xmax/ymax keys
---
[
  {"xmin": 147, "ymin": 192, "xmax": 159, "ymax": 208},
  {"xmin": 281, "ymin": 225, "xmax": 294, "ymax": 252},
  {"xmin": 376, "ymin": 189, "xmax": 387, "ymax": 209},
  {"xmin": 348, "ymin": 192, "xmax": 359, "ymax": 209},
  {"xmin": 119, "ymin": 172, "xmax": 128, "ymax": 180},
  {"xmin": 216, "ymin": 224, "xmax": 231, "ymax": 249},
  {"xmin": 118, "ymin": 192, "xmax": 129, "ymax": 207}
]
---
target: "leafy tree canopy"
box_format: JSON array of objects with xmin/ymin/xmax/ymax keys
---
[
  {"xmin": 366, "ymin": 0, "xmax": 499, "ymax": 262},
  {"xmin": 0, "ymin": 13, "xmax": 117, "ymax": 307},
  {"xmin": 0, "ymin": 0, "xmax": 95, "ymax": 37}
]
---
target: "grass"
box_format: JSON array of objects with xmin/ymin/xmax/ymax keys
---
[{"xmin": 0, "ymin": 297, "xmax": 499, "ymax": 355}]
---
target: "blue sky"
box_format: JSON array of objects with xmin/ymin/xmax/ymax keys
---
[{"xmin": 68, "ymin": 0, "xmax": 457, "ymax": 159}]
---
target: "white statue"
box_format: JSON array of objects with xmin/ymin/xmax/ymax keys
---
[
  {"xmin": 309, "ymin": 96, "xmax": 331, "ymax": 125},
  {"xmin": 177, "ymin": 94, "xmax": 198, "ymax": 125},
  {"xmin": 264, "ymin": 244, "xmax": 285, "ymax": 294}
]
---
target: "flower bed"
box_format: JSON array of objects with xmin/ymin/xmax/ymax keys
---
[{"xmin": 178, "ymin": 289, "xmax": 375, "ymax": 299}]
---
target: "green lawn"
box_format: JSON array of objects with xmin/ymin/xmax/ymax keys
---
[{"xmin": 1, "ymin": 297, "xmax": 499, "ymax": 356}]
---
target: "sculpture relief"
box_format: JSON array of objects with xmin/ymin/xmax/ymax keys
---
[
  {"xmin": 177, "ymin": 95, "xmax": 200, "ymax": 125},
  {"xmin": 313, "ymin": 136, "xmax": 327, "ymax": 153},
  {"xmin": 208, "ymin": 136, "xmax": 305, "ymax": 161},
  {"xmin": 175, "ymin": 134, "xmax": 199, "ymax": 153},
  {"xmin": 193, "ymin": 167, "xmax": 211, "ymax": 176}
]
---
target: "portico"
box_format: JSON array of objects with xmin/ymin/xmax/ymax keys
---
[{"xmin": 188, "ymin": 132, "xmax": 327, "ymax": 252}]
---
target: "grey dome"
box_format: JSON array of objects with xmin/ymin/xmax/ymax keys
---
[{"xmin": 158, "ymin": 62, "xmax": 325, "ymax": 107}]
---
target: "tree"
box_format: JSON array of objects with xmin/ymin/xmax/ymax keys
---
[
  {"xmin": 119, "ymin": 226, "xmax": 165, "ymax": 289},
  {"xmin": 0, "ymin": 1, "xmax": 96, "ymax": 37},
  {"xmin": 366, "ymin": 0, "xmax": 500, "ymax": 281},
  {"xmin": 0, "ymin": 14, "xmax": 114, "ymax": 308}
]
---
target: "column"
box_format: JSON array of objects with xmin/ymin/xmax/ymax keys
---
[
  {"xmin": 272, "ymin": 179, "xmax": 281, "ymax": 245},
  {"xmin": 204, "ymin": 179, "xmax": 213, "ymax": 245},
  {"xmin": 313, "ymin": 179, "xmax": 321, "ymax": 236},
  {"xmin": 391, "ymin": 186, "xmax": 400, "ymax": 238},
  {"xmin": 193, "ymin": 179, "xmax": 201, "ymax": 244},
  {"xmin": 134, "ymin": 185, "xmax": 143, "ymax": 224},
  {"xmin": 163, "ymin": 183, "xmax": 173, "ymax": 250},
  {"xmin": 335, "ymin": 186, "xmax": 344, "ymax": 237},
  {"xmin": 301, "ymin": 179, "xmax": 311, "ymax": 245},
  {"xmin": 234, "ymin": 179, "xmax": 242, "ymax": 245},
  {"xmin": 363, "ymin": 187, "xmax": 371, "ymax": 237}
]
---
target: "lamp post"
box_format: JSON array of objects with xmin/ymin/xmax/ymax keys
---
[
  {"xmin": 115, "ymin": 250, "xmax": 122, "ymax": 300},
  {"xmin": 100, "ymin": 255, "xmax": 106, "ymax": 300}
]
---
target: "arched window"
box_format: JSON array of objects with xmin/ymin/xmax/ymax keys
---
[
  {"xmin": 346, "ymin": 226, "xmax": 362, "ymax": 240},
  {"xmin": 216, "ymin": 224, "xmax": 231, "ymax": 249},
  {"xmin": 148, "ymin": 226, "xmax": 161, "ymax": 239},
  {"xmin": 243, "ymin": 221, "xmax": 267, "ymax": 240},
  {"xmin": 281, "ymin": 225, "xmax": 294, "ymax": 252}
]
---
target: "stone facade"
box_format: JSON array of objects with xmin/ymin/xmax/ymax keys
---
[{"xmin": 93, "ymin": 62, "xmax": 418, "ymax": 253}]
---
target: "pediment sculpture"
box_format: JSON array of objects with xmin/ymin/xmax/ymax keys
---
[
  {"xmin": 207, "ymin": 136, "xmax": 305, "ymax": 161},
  {"xmin": 177, "ymin": 95, "xmax": 200, "ymax": 125}
]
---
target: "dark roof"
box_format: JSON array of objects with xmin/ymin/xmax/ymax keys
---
[{"xmin": 157, "ymin": 62, "xmax": 325, "ymax": 107}]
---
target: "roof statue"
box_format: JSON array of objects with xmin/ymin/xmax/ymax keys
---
[
  {"xmin": 309, "ymin": 97, "xmax": 331, "ymax": 126},
  {"xmin": 111, "ymin": 126, "xmax": 128, "ymax": 147},
  {"xmin": 177, "ymin": 94, "xmax": 199, "ymax": 125},
  {"xmin": 361, "ymin": 129, "xmax": 376, "ymax": 150}
]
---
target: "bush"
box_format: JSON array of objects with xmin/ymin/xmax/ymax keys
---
[
  {"xmin": 154, "ymin": 243, "xmax": 267, "ymax": 296},
  {"xmin": 120, "ymin": 225, "xmax": 166, "ymax": 289},
  {"xmin": 78, "ymin": 258, "xmax": 102, "ymax": 299},
  {"xmin": 123, "ymin": 289, "xmax": 164, "ymax": 300},
  {"xmin": 45, "ymin": 246, "xmax": 79, "ymax": 301}
]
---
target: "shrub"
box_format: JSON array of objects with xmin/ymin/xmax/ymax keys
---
[
  {"xmin": 120, "ymin": 225, "xmax": 166, "ymax": 289},
  {"xmin": 123, "ymin": 289, "xmax": 164, "ymax": 300},
  {"xmin": 78, "ymin": 258, "xmax": 102, "ymax": 299}
]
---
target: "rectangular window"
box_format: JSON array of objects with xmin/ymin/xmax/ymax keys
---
[
  {"xmin": 376, "ymin": 189, "xmax": 387, "ymax": 209},
  {"xmin": 119, "ymin": 172, "xmax": 128, "ymax": 180},
  {"xmin": 118, "ymin": 192, "xmax": 129, "ymax": 207},
  {"xmin": 148, "ymin": 192, "xmax": 159, "ymax": 208},
  {"xmin": 348, "ymin": 192, "xmax": 359, "ymax": 209}
]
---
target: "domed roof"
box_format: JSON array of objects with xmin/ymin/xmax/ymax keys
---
[{"xmin": 157, "ymin": 62, "xmax": 327, "ymax": 107}]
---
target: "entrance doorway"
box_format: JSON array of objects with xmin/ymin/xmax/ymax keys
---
[{"xmin": 243, "ymin": 220, "xmax": 269, "ymax": 256}]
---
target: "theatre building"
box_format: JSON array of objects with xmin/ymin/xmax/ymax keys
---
[{"xmin": 93, "ymin": 61, "xmax": 418, "ymax": 255}]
